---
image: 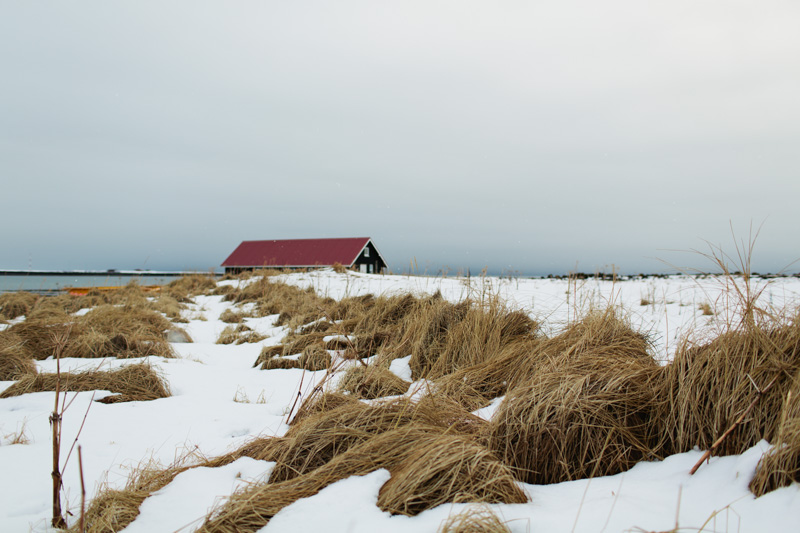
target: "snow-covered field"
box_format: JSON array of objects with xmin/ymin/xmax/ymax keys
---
[{"xmin": 1, "ymin": 270, "xmax": 799, "ymax": 532}]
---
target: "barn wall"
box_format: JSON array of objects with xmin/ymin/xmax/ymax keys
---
[{"xmin": 352, "ymin": 241, "xmax": 386, "ymax": 273}]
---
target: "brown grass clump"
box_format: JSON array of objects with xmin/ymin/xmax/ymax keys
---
[
  {"xmin": 661, "ymin": 318, "xmax": 800, "ymax": 456},
  {"xmin": 199, "ymin": 425, "xmax": 515, "ymax": 533},
  {"xmin": 151, "ymin": 294, "xmax": 187, "ymax": 323},
  {"xmin": 438, "ymin": 506, "xmax": 511, "ymax": 533},
  {"xmin": 0, "ymin": 291, "xmax": 39, "ymax": 319},
  {"xmin": 260, "ymin": 357, "xmax": 299, "ymax": 370},
  {"xmin": 289, "ymin": 391, "xmax": 363, "ymax": 425},
  {"xmin": 265, "ymin": 396, "xmax": 488, "ymax": 485},
  {"xmin": 265, "ymin": 399, "xmax": 418, "ymax": 483},
  {"xmin": 60, "ymin": 305, "xmax": 175, "ymax": 360},
  {"xmin": 224, "ymin": 277, "xmax": 331, "ymax": 330},
  {"xmin": 24, "ymin": 304, "xmax": 73, "ymax": 323},
  {"xmin": 72, "ymin": 461, "xmax": 188, "ymax": 533},
  {"xmin": 163, "ymin": 274, "xmax": 218, "ymax": 301},
  {"xmin": 0, "ymin": 331, "xmax": 37, "ymax": 380},
  {"xmin": 253, "ymin": 345, "xmax": 286, "ymax": 368},
  {"xmin": 5, "ymin": 317, "xmax": 73, "ymax": 359},
  {"xmin": 750, "ymin": 369, "xmax": 800, "ymax": 496},
  {"xmin": 324, "ymin": 336, "xmax": 352, "ymax": 350},
  {"xmin": 284, "ymin": 333, "xmax": 327, "ymax": 354},
  {"xmin": 228, "ymin": 277, "xmax": 279, "ymax": 305},
  {"xmin": 298, "ymin": 320, "xmax": 336, "ymax": 335},
  {"xmin": 487, "ymin": 309, "xmax": 662, "ymax": 484},
  {"xmin": 31, "ymin": 294, "xmax": 85, "ymax": 315},
  {"xmin": 349, "ymin": 330, "xmax": 393, "ymax": 359},
  {"xmin": 216, "ymin": 325, "xmax": 266, "ymax": 345},
  {"xmin": 372, "ymin": 295, "xmax": 537, "ymax": 381},
  {"xmin": 402, "ymin": 299, "xmax": 471, "ymax": 379},
  {"xmin": 0, "ymin": 363, "xmax": 171, "ymax": 403},
  {"xmin": 431, "ymin": 339, "xmax": 537, "ymax": 411},
  {"xmin": 353, "ymin": 293, "xmax": 417, "ymax": 334},
  {"xmin": 63, "ymin": 330, "xmax": 173, "ymax": 360},
  {"xmin": 297, "ymin": 345, "xmax": 331, "ymax": 371},
  {"xmin": 336, "ymin": 364, "xmax": 410, "ymax": 399},
  {"xmin": 219, "ymin": 309, "xmax": 248, "ymax": 324},
  {"xmin": 273, "ymin": 395, "xmax": 481, "ymax": 479},
  {"xmin": 377, "ymin": 433, "xmax": 527, "ymax": 516}
]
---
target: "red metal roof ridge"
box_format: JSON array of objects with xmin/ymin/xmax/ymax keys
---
[{"xmin": 221, "ymin": 237, "xmax": 379, "ymax": 268}]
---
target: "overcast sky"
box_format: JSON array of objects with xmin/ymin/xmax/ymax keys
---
[{"xmin": 2, "ymin": 1, "xmax": 799, "ymax": 275}]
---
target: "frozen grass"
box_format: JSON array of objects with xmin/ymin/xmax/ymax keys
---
[
  {"xmin": 0, "ymin": 363, "xmax": 171, "ymax": 403},
  {"xmin": 0, "ymin": 331, "xmax": 37, "ymax": 380},
  {"xmin": 1, "ymin": 268, "xmax": 799, "ymax": 532}
]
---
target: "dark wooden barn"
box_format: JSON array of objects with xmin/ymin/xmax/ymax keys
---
[{"xmin": 221, "ymin": 237, "xmax": 388, "ymax": 274}]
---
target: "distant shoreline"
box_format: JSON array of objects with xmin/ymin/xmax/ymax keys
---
[{"xmin": 0, "ymin": 270, "xmax": 214, "ymax": 277}]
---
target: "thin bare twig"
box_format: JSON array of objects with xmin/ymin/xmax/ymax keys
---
[{"xmin": 78, "ymin": 445, "xmax": 86, "ymax": 533}]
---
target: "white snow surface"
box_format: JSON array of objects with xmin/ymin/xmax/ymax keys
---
[{"xmin": 1, "ymin": 270, "xmax": 799, "ymax": 532}]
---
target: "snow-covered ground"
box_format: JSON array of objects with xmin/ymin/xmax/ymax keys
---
[{"xmin": 1, "ymin": 270, "xmax": 799, "ymax": 532}]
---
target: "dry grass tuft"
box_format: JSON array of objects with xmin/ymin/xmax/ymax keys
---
[
  {"xmin": 219, "ymin": 309, "xmax": 248, "ymax": 324},
  {"xmin": 198, "ymin": 426, "xmax": 486, "ymax": 532},
  {"xmin": 163, "ymin": 274, "xmax": 218, "ymax": 301},
  {"xmin": 324, "ymin": 337, "xmax": 352, "ymax": 350},
  {"xmin": 284, "ymin": 333, "xmax": 327, "ymax": 354},
  {"xmin": 297, "ymin": 345, "xmax": 331, "ymax": 371},
  {"xmin": 151, "ymin": 294, "xmax": 188, "ymax": 323},
  {"xmin": 299, "ymin": 320, "xmax": 336, "ymax": 335},
  {"xmin": 67, "ymin": 305, "xmax": 174, "ymax": 359},
  {"xmin": 661, "ymin": 317, "xmax": 800, "ymax": 456},
  {"xmin": 487, "ymin": 309, "xmax": 663, "ymax": 484},
  {"xmin": 336, "ymin": 364, "xmax": 410, "ymax": 399},
  {"xmin": 216, "ymin": 325, "xmax": 266, "ymax": 345},
  {"xmin": 260, "ymin": 357, "xmax": 300, "ymax": 370},
  {"xmin": 377, "ymin": 434, "xmax": 527, "ymax": 516},
  {"xmin": 0, "ymin": 291, "xmax": 39, "ymax": 319},
  {"xmin": 431, "ymin": 339, "xmax": 538, "ymax": 411},
  {"xmin": 374, "ymin": 295, "xmax": 537, "ymax": 381},
  {"xmin": 0, "ymin": 331, "xmax": 37, "ymax": 380},
  {"xmin": 254, "ymin": 345, "xmax": 285, "ymax": 366},
  {"xmin": 438, "ymin": 505, "xmax": 511, "ymax": 533},
  {"xmin": 750, "ymin": 369, "xmax": 800, "ymax": 496},
  {"xmin": 265, "ymin": 399, "xmax": 421, "ymax": 483},
  {"xmin": 71, "ymin": 461, "xmax": 188, "ymax": 533},
  {"xmin": 7, "ymin": 302, "xmax": 176, "ymax": 361},
  {"xmin": 266, "ymin": 396, "xmax": 489, "ymax": 486},
  {"xmin": 289, "ymin": 392, "xmax": 363, "ymax": 426},
  {"xmin": 0, "ymin": 363, "xmax": 171, "ymax": 403}
]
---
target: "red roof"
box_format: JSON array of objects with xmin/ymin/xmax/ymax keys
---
[{"xmin": 222, "ymin": 237, "xmax": 374, "ymax": 268}]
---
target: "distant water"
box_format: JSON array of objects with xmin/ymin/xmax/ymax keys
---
[{"xmin": 0, "ymin": 274, "xmax": 184, "ymax": 293}]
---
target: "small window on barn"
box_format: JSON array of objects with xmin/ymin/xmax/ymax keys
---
[{"xmin": 364, "ymin": 247, "xmax": 370, "ymax": 258}]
